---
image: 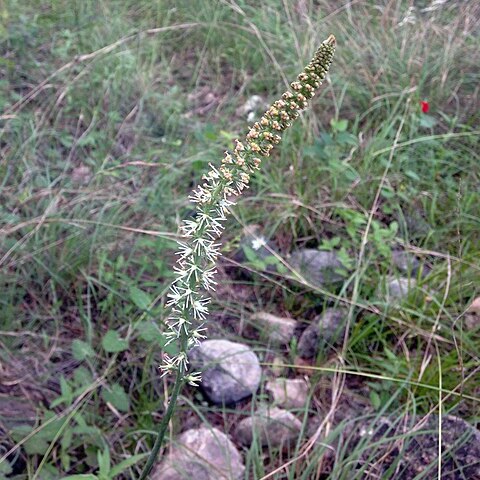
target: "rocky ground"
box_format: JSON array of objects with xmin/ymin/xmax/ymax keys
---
[{"xmin": 150, "ymin": 227, "xmax": 480, "ymax": 480}]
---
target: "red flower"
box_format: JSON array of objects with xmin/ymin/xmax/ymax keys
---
[{"xmin": 420, "ymin": 101, "xmax": 429, "ymax": 113}]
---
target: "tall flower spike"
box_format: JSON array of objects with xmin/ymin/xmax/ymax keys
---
[{"xmin": 162, "ymin": 35, "xmax": 336, "ymax": 385}]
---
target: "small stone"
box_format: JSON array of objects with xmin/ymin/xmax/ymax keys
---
[
  {"xmin": 71, "ymin": 165, "xmax": 92, "ymax": 184},
  {"xmin": 266, "ymin": 378, "xmax": 309, "ymax": 409},
  {"xmin": 270, "ymin": 356, "xmax": 287, "ymax": 376},
  {"xmin": 465, "ymin": 297, "xmax": 480, "ymax": 330},
  {"xmin": 391, "ymin": 249, "xmax": 430, "ymax": 278},
  {"xmin": 467, "ymin": 297, "xmax": 480, "ymax": 315},
  {"xmin": 391, "ymin": 249, "xmax": 420, "ymax": 274},
  {"xmin": 384, "ymin": 276, "xmax": 417, "ymax": 301},
  {"xmin": 235, "ymin": 406, "xmax": 302, "ymax": 447},
  {"xmin": 152, "ymin": 427, "xmax": 245, "ymax": 480},
  {"xmin": 297, "ymin": 308, "xmax": 347, "ymax": 359},
  {"xmin": 189, "ymin": 340, "xmax": 262, "ymax": 405},
  {"xmin": 236, "ymin": 95, "xmax": 267, "ymax": 121},
  {"xmin": 289, "ymin": 249, "xmax": 346, "ymax": 286},
  {"xmin": 251, "ymin": 312, "xmax": 297, "ymax": 344}
]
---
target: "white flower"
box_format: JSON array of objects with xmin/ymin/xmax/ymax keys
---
[
  {"xmin": 251, "ymin": 236, "xmax": 267, "ymax": 250},
  {"xmin": 184, "ymin": 372, "xmax": 202, "ymax": 387}
]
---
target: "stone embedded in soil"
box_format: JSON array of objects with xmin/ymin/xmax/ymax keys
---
[
  {"xmin": 250, "ymin": 311, "xmax": 297, "ymax": 344},
  {"xmin": 391, "ymin": 249, "xmax": 420, "ymax": 274},
  {"xmin": 152, "ymin": 427, "xmax": 245, "ymax": 480},
  {"xmin": 391, "ymin": 249, "xmax": 430, "ymax": 278},
  {"xmin": 466, "ymin": 296, "xmax": 480, "ymax": 330},
  {"xmin": 384, "ymin": 276, "xmax": 417, "ymax": 301},
  {"xmin": 235, "ymin": 406, "xmax": 303, "ymax": 447},
  {"xmin": 347, "ymin": 414, "xmax": 480, "ymax": 479},
  {"xmin": 297, "ymin": 308, "xmax": 347, "ymax": 359},
  {"xmin": 288, "ymin": 249, "xmax": 346, "ymax": 287},
  {"xmin": 189, "ymin": 339, "xmax": 262, "ymax": 405},
  {"xmin": 266, "ymin": 378, "xmax": 309, "ymax": 409}
]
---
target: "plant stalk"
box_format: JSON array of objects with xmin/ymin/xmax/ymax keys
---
[{"xmin": 138, "ymin": 370, "xmax": 184, "ymax": 479}]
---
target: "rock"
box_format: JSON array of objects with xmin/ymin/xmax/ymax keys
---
[
  {"xmin": 152, "ymin": 427, "xmax": 245, "ymax": 480},
  {"xmin": 391, "ymin": 249, "xmax": 430, "ymax": 278},
  {"xmin": 266, "ymin": 378, "xmax": 309, "ymax": 409},
  {"xmin": 236, "ymin": 95, "xmax": 267, "ymax": 121},
  {"xmin": 189, "ymin": 340, "xmax": 262, "ymax": 404},
  {"xmin": 467, "ymin": 296, "xmax": 480, "ymax": 315},
  {"xmin": 466, "ymin": 296, "xmax": 480, "ymax": 330},
  {"xmin": 384, "ymin": 276, "xmax": 417, "ymax": 301},
  {"xmin": 235, "ymin": 406, "xmax": 303, "ymax": 447},
  {"xmin": 348, "ymin": 414, "xmax": 480, "ymax": 479},
  {"xmin": 289, "ymin": 249, "xmax": 346, "ymax": 286},
  {"xmin": 250, "ymin": 312, "xmax": 297, "ymax": 344},
  {"xmin": 270, "ymin": 356, "xmax": 287, "ymax": 376},
  {"xmin": 297, "ymin": 308, "xmax": 347, "ymax": 359},
  {"xmin": 391, "ymin": 249, "xmax": 420, "ymax": 274},
  {"xmin": 234, "ymin": 225, "xmax": 280, "ymax": 274}
]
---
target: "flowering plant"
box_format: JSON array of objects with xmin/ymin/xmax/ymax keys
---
[{"xmin": 139, "ymin": 34, "xmax": 336, "ymax": 479}]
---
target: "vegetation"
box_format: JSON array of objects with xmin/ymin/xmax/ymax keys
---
[{"xmin": 1, "ymin": 1, "xmax": 479, "ymax": 479}]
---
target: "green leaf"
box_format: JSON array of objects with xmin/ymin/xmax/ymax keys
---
[
  {"xmin": 370, "ymin": 390, "xmax": 381, "ymax": 410},
  {"xmin": 50, "ymin": 376, "xmax": 73, "ymax": 408},
  {"xmin": 419, "ymin": 114, "xmax": 437, "ymax": 128},
  {"xmin": 97, "ymin": 448, "xmax": 111, "ymax": 477},
  {"xmin": 0, "ymin": 460, "xmax": 12, "ymax": 475},
  {"xmin": 129, "ymin": 286, "xmax": 152, "ymax": 311},
  {"xmin": 330, "ymin": 118, "xmax": 348, "ymax": 132},
  {"xmin": 72, "ymin": 339, "xmax": 94, "ymax": 361},
  {"xmin": 137, "ymin": 321, "xmax": 166, "ymax": 345},
  {"xmin": 109, "ymin": 453, "xmax": 149, "ymax": 477},
  {"xmin": 102, "ymin": 384, "xmax": 130, "ymax": 412},
  {"xmin": 102, "ymin": 330, "xmax": 128, "ymax": 353},
  {"xmin": 59, "ymin": 476, "xmax": 98, "ymax": 480}
]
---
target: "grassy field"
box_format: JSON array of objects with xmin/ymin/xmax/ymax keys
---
[{"xmin": 1, "ymin": 1, "xmax": 479, "ymax": 479}]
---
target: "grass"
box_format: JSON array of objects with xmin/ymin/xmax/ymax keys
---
[{"xmin": 1, "ymin": 0, "xmax": 479, "ymax": 478}]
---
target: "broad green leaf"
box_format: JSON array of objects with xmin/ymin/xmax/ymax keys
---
[
  {"xmin": 109, "ymin": 453, "xmax": 149, "ymax": 477},
  {"xmin": 72, "ymin": 339, "xmax": 94, "ymax": 361},
  {"xmin": 102, "ymin": 330, "xmax": 128, "ymax": 353},
  {"xmin": 137, "ymin": 322, "xmax": 165, "ymax": 344},
  {"xmin": 370, "ymin": 390, "xmax": 381, "ymax": 410},
  {"xmin": 101, "ymin": 384, "xmax": 130, "ymax": 412},
  {"xmin": 59, "ymin": 475, "xmax": 98, "ymax": 480},
  {"xmin": 129, "ymin": 286, "xmax": 152, "ymax": 310}
]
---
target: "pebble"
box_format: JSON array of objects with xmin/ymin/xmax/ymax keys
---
[
  {"xmin": 266, "ymin": 378, "xmax": 309, "ymax": 409},
  {"xmin": 289, "ymin": 249, "xmax": 345, "ymax": 286},
  {"xmin": 250, "ymin": 312, "xmax": 297, "ymax": 344},
  {"xmin": 235, "ymin": 406, "xmax": 302, "ymax": 447},
  {"xmin": 189, "ymin": 339, "xmax": 262, "ymax": 405},
  {"xmin": 297, "ymin": 308, "xmax": 347, "ymax": 359},
  {"xmin": 152, "ymin": 427, "xmax": 245, "ymax": 480}
]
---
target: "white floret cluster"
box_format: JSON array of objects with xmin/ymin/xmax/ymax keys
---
[{"xmin": 160, "ymin": 35, "xmax": 336, "ymax": 386}]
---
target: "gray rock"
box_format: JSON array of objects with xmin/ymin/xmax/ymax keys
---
[
  {"xmin": 391, "ymin": 249, "xmax": 420, "ymax": 274},
  {"xmin": 235, "ymin": 406, "xmax": 303, "ymax": 447},
  {"xmin": 152, "ymin": 427, "xmax": 245, "ymax": 480},
  {"xmin": 289, "ymin": 249, "xmax": 346, "ymax": 286},
  {"xmin": 391, "ymin": 249, "xmax": 430, "ymax": 277},
  {"xmin": 347, "ymin": 414, "xmax": 480, "ymax": 479},
  {"xmin": 297, "ymin": 308, "xmax": 347, "ymax": 359},
  {"xmin": 189, "ymin": 340, "xmax": 261, "ymax": 404},
  {"xmin": 385, "ymin": 276, "xmax": 416, "ymax": 301},
  {"xmin": 266, "ymin": 378, "xmax": 309, "ymax": 409},
  {"xmin": 250, "ymin": 312, "xmax": 297, "ymax": 344}
]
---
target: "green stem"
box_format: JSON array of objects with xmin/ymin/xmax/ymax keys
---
[{"xmin": 138, "ymin": 370, "xmax": 184, "ymax": 480}]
